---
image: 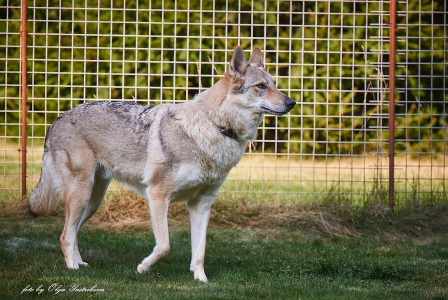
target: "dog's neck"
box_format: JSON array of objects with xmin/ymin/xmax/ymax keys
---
[{"xmin": 195, "ymin": 75, "xmax": 262, "ymax": 142}]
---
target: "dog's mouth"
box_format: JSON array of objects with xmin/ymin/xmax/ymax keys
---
[
  {"xmin": 261, "ymin": 98, "xmax": 296, "ymax": 116},
  {"xmin": 260, "ymin": 106, "xmax": 292, "ymax": 116}
]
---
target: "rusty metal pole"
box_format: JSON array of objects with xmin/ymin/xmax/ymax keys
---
[
  {"xmin": 388, "ymin": 0, "xmax": 397, "ymax": 213},
  {"xmin": 20, "ymin": 0, "xmax": 27, "ymax": 200}
]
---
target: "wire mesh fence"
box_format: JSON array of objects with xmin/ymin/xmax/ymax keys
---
[
  {"xmin": 1, "ymin": 0, "xmax": 446, "ymax": 207},
  {"xmin": 394, "ymin": 0, "xmax": 447, "ymax": 204}
]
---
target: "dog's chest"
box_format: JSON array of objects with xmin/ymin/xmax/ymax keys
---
[
  {"xmin": 171, "ymin": 141, "xmax": 245, "ymax": 200},
  {"xmin": 168, "ymin": 163, "xmax": 227, "ymax": 202}
]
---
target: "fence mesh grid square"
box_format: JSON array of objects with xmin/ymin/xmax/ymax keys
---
[{"xmin": 1, "ymin": 0, "xmax": 446, "ymax": 206}]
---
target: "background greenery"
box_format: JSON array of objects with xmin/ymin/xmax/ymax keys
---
[{"xmin": 1, "ymin": 0, "xmax": 446, "ymax": 156}]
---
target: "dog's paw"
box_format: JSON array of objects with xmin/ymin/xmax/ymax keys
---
[
  {"xmin": 66, "ymin": 262, "xmax": 79, "ymax": 269},
  {"xmin": 191, "ymin": 266, "xmax": 208, "ymax": 282},
  {"xmin": 194, "ymin": 272, "xmax": 208, "ymax": 283},
  {"xmin": 137, "ymin": 264, "xmax": 147, "ymax": 274},
  {"xmin": 78, "ymin": 261, "xmax": 89, "ymax": 267}
]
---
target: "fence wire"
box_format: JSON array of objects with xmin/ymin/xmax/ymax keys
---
[
  {"xmin": 394, "ymin": 0, "xmax": 447, "ymax": 204},
  {"xmin": 1, "ymin": 0, "xmax": 446, "ymax": 207}
]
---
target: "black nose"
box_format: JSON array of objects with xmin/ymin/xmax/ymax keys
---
[{"xmin": 285, "ymin": 97, "xmax": 296, "ymax": 110}]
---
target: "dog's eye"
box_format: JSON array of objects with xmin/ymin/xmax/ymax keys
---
[{"xmin": 256, "ymin": 83, "xmax": 267, "ymax": 89}]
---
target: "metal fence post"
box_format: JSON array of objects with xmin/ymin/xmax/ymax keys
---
[
  {"xmin": 388, "ymin": 0, "xmax": 397, "ymax": 213},
  {"xmin": 20, "ymin": 0, "xmax": 27, "ymax": 201}
]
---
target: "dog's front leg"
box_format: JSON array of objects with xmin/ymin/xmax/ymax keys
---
[
  {"xmin": 137, "ymin": 188, "xmax": 170, "ymax": 274},
  {"xmin": 187, "ymin": 196, "xmax": 214, "ymax": 282}
]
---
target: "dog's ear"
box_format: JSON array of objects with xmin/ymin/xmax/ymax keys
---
[
  {"xmin": 248, "ymin": 47, "xmax": 263, "ymax": 68},
  {"xmin": 229, "ymin": 46, "xmax": 247, "ymax": 79}
]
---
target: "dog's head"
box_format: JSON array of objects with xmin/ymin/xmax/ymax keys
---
[{"xmin": 225, "ymin": 46, "xmax": 296, "ymax": 116}]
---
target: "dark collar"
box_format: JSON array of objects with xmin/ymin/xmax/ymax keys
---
[{"xmin": 219, "ymin": 126, "xmax": 239, "ymax": 140}]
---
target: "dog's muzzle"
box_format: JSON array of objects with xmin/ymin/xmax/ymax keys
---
[{"xmin": 260, "ymin": 96, "xmax": 296, "ymax": 115}]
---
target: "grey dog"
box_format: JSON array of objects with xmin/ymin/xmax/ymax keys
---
[{"xmin": 29, "ymin": 46, "xmax": 296, "ymax": 282}]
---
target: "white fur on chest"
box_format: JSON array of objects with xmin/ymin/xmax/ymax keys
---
[{"xmin": 170, "ymin": 163, "xmax": 228, "ymax": 202}]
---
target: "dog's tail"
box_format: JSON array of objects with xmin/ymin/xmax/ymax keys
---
[{"xmin": 29, "ymin": 150, "xmax": 61, "ymax": 216}]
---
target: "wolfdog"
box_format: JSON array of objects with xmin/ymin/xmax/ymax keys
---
[{"xmin": 29, "ymin": 46, "xmax": 296, "ymax": 282}]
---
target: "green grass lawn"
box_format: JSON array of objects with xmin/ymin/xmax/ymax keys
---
[{"xmin": 1, "ymin": 204, "xmax": 447, "ymax": 299}]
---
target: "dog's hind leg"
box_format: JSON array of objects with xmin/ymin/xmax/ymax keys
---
[
  {"xmin": 73, "ymin": 169, "xmax": 111, "ymax": 266},
  {"xmin": 60, "ymin": 179, "xmax": 94, "ymax": 269},
  {"xmin": 77, "ymin": 167, "xmax": 111, "ymax": 230},
  {"xmin": 137, "ymin": 186, "xmax": 171, "ymax": 274},
  {"xmin": 187, "ymin": 195, "xmax": 215, "ymax": 282},
  {"xmin": 56, "ymin": 147, "xmax": 97, "ymax": 269}
]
